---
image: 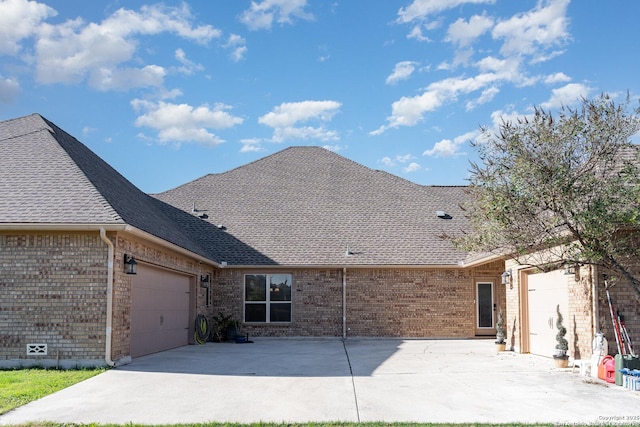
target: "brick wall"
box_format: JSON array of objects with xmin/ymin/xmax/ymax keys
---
[
  {"xmin": 568, "ymin": 266, "xmax": 595, "ymax": 360},
  {"xmin": 0, "ymin": 231, "xmax": 108, "ymax": 367},
  {"xmin": 0, "ymin": 230, "xmax": 215, "ymax": 367},
  {"xmin": 597, "ymin": 268, "xmax": 640, "ymax": 356},
  {"xmin": 211, "ymin": 262, "xmax": 505, "ymax": 338},
  {"xmin": 212, "ymin": 269, "xmax": 343, "ymax": 337}
]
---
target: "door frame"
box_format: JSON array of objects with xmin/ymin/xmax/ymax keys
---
[{"xmin": 475, "ymin": 280, "xmax": 496, "ymax": 336}]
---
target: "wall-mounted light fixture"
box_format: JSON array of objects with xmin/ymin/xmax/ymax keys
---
[
  {"xmin": 564, "ymin": 264, "xmax": 576, "ymax": 275},
  {"xmin": 123, "ymin": 254, "xmax": 137, "ymax": 275},
  {"xmin": 501, "ymin": 269, "xmax": 512, "ymax": 286},
  {"xmin": 200, "ymin": 274, "xmax": 210, "ymax": 286}
]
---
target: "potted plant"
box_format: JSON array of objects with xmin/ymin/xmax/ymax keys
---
[
  {"xmin": 553, "ymin": 304, "xmax": 569, "ymax": 368},
  {"xmin": 495, "ymin": 308, "xmax": 507, "ymax": 351},
  {"xmin": 211, "ymin": 312, "xmax": 241, "ymax": 342},
  {"xmin": 226, "ymin": 317, "xmax": 242, "ymax": 341}
]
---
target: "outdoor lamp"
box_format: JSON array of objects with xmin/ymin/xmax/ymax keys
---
[
  {"xmin": 123, "ymin": 254, "xmax": 137, "ymax": 275},
  {"xmin": 200, "ymin": 274, "xmax": 210, "ymax": 286},
  {"xmin": 501, "ymin": 269, "xmax": 512, "ymax": 286}
]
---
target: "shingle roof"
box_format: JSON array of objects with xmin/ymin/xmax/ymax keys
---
[
  {"xmin": 0, "ymin": 114, "xmax": 122, "ymax": 224},
  {"xmin": 154, "ymin": 146, "xmax": 473, "ymax": 266},
  {"xmin": 0, "ymin": 114, "xmax": 222, "ymax": 261},
  {"xmin": 1, "ymin": 114, "xmax": 478, "ymax": 267}
]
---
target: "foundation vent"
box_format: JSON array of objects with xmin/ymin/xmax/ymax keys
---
[{"xmin": 26, "ymin": 343, "xmax": 47, "ymax": 356}]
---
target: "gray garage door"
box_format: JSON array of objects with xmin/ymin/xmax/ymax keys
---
[
  {"xmin": 130, "ymin": 264, "xmax": 191, "ymax": 358},
  {"xmin": 527, "ymin": 269, "xmax": 569, "ymax": 357}
]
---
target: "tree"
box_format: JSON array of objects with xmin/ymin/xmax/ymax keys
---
[{"xmin": 457, "ymin": 94, "xmax": 640, "ymax": 299}]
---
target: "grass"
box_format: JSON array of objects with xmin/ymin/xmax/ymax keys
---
[{"xmin": 0, "ymin": 368, "xmax": 105, "ymax": 415}]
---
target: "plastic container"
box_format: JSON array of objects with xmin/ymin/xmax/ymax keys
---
[
  {"xmin": 598, "ymin": 355, "xmax": 616, "ymax": 383},
  {"xmin": 615, "ymin": 354, "xmax": 640, "ymax": 386}
]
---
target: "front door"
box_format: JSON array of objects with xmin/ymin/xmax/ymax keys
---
[{"xmin": 476, "ymin": 282, "xmax": 495, "ymax": 336}]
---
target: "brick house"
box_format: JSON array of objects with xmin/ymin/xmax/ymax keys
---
[
  {"xmin": 0, "ymin": 114, "xmax": 508, "ymax": 367},
  {"xmin": 0, "ymin": 112, "xmax": 537, "ymax": 368}
]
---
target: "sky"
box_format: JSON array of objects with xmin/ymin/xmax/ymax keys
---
[{"xmin": 1, "ymin": 0, "xmax": 639, "ymax": 194}]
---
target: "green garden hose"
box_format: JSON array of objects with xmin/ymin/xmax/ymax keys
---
[{"xmin": 194, "ymin": 314, "xmax": 210, "ymax": 344}]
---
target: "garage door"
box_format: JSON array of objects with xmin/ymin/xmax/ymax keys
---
[
  {"xmin": 527, "ymin": 269, "xmax": 569, "ymax": 357},
  {"xmin": 130, "ymin": 264, "xmax": 191, "ymax": 358}
]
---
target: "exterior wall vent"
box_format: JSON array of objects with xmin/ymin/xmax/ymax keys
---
[{"xmin": 26, "ymin": 343, "xmax": 47, "ymax": 356}]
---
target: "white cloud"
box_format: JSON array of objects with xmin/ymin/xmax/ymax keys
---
[
  {"xmin": 240, "ymin": 138, "xmax": 265, "ymax": 153},
  {"xmin": 544, "ymin": 72, "xmax": 571, "ymax": 84},
  {"xmin": 378, "ymin": 154, "xmax": 421, "ymax": 173},
  {"xmin": 397, "ymin": 0, "xmax": 496, "ymax": 23},
  {"xmin": 423, "ymin": 130, "xmax": 476, "ymax": 157},
  {"xmin": 226, "ymin": 34, "xmax": 247, "ymax": 62},
  {"xmin": 492, "ymin": 0, "xmax": 570, "ymax": 61},
  {"xmin": 0, "ymin": 0, "xmax": 56, "ymax": 55},
  {"xmin": 446, "ymin": 14, "xmax": 494, "ymax": 47},
  {"xmin": 386, "ymin": 61, "xmax": 418, "ymax": 85},
  {"xmin": 540, "ymin": 83, "xmax": 591, "ymax": 109},
  {"xmin": 372, "ymin": 73, "xmax": 501, "ymax": 134},
  {"xmin": 34, "ymin": 3, "xmax": 220, "ymax": 90},
  {"xmin": 466, "ymin": 86, "xmax": 499, "ymax": 110},
  {"xmin": 396, "ymin": 154, "xmax": 415, "ymax": 163},
  {"xmin": 88, "ymin": 65, "xmax": 167, "ymax": 92},
  {"xmin": 240, "ymin": 0, "xmax": 313, "ymax": 31},
  {"xmin": 259, "ymin": 100, "xmax": 341, "ymax": 143},
  {"xmin": 175, "ymin": 48, "xmax": 204, "ymax": 75},
  {"xmin": 407, "ymin": 24, "xmax": 432, "ymax": 42},
  {"xmin": 380, "ymin": 157, "xmax": 395, "ymax": 167},
  {"xmin": 131, "ymin": 99, "xmax": 243, "ymax": 146},
  {"xmin": 0, "ymin": 75, "xmax": 20, "ymax": 103},
  {"xmin": 404, "ymin": 162, "xmax": 421, "ymax": 172}
]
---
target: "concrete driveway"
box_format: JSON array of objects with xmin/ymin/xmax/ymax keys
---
[{"xmin": 1, "ymin": 338, "xmax": 638, "ymax": 425}]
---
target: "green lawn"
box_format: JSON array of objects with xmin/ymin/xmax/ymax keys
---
[{"xmin": 0, "ymin": 368, "xmax": 104, "ymax": 415}]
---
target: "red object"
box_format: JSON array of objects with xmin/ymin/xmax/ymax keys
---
[{"xmin": 598, "ymin": 355, "xmax": 616, "ymax": 383}]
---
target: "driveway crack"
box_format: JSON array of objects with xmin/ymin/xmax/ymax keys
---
[{"xmin": 342, "ymin": 339, "xmax": 361, "ymax": 422}]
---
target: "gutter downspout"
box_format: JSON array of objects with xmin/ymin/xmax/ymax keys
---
[
  {"xmin": 99, "ymin": 228, "xmax": 116, "ymax": 367},
  {"xmin": 342, "ymin": 267, "xmax": 347, "ymax": 339}
]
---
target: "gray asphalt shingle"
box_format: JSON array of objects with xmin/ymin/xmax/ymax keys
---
[
  {"xmin": 1, "ymin": 114, "xmax": 476, "ymax": 267},
  {"xmin": 154, "ymin": 146, "xmax": 473, "ymax": 266}
]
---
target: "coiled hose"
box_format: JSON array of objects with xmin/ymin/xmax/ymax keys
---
[{"xmin": 194, "ymin": 314, "xmax": 210, "ymax": 344}]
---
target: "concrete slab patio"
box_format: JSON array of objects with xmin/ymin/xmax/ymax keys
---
[{"xmin": 1, "ymin": 339, "xmax": 638, "ymax": 425}]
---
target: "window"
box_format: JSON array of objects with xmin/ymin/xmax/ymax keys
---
[{"xmin": 244, "ymin": 274, "xmax": 292, "ymax": 323}]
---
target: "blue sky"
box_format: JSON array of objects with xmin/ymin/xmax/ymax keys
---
[{"xmin": 1, "ymin": 0, "xmax": 639, "ymax": 193}]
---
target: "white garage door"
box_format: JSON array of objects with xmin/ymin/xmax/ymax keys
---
[
  {"xmin": 527, "ymin": 269, "xmax": 569, "ymax": 357},
  {"xmin": 130, "ymin": 264, "xmax": 191, "ymax": 358}
]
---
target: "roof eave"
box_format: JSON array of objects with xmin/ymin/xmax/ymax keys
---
[
  {"xmin": 122, "ymin": 225, "xmax": 220, "ymax": 268},
  {"xmin": 217, "ymin": 262, "xmax": 477, "ymax": 270},
  {"xmin": 0, "ymin": 223, "xmax": 128, "ymax": 231}
]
